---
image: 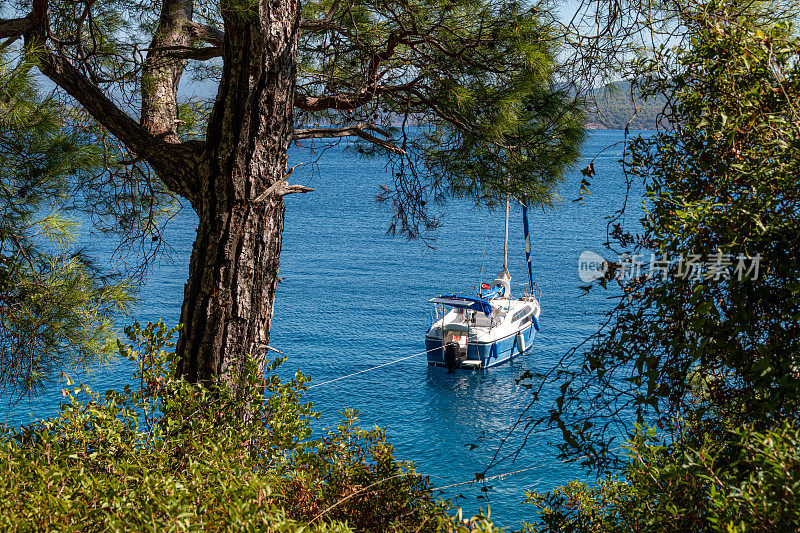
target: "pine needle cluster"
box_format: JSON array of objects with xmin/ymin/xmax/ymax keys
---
[{"xmin": 0, "ymin": 50, "xmax": 132, "ymax": 399}]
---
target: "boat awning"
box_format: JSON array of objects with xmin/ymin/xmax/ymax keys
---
[{"xmin": 428, "ymin": 295, "xmax": 493, "ymax": 315}]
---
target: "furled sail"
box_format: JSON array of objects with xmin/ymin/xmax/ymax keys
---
[{"xmin": 522, "ymin": 205, "xmax": 533, "ymax": 293}]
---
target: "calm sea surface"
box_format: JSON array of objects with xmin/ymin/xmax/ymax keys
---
[{"xmin": 5, "ymin": 130, "xmax": 637, "ymax": 529}]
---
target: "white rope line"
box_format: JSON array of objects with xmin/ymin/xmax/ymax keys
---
[
  {"xmin": 310, "ymin": 472, "xmax": 411, "ymax": 523},
  {"xmin": 431, "ymin": 464, "xmax": 554, "ymax": 491},
  {"xmin": 306, "ymin": 346, "xmax": 438, "ymax": 389},
  {"xmin": 479, "ymin": 210, "xmax": 491, "ymax": 290},
  {"xmin": 430, "ymin": 447, "xmax": 625, "ymax": 491},
  {"xmin": 305, "ymin": 461, "xmax": 571, "ymax": 525},
  {"xmin": 302, "ymin": 445, "xmax": 626, "ymax": 520}
]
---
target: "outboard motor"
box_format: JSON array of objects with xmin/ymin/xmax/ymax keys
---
[{"xmin": 444, "ymin": 342, "xmax": 464, "ymax": 372}]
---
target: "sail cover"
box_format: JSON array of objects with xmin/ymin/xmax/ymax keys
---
[
  {"xmin": 428, "ymin": 295, "xmax": 493, "ymax": 315},
  {"xmin": 480, "ymin": 285, "xmax": 503, "ymax": 300},
  {"xmin": 522, "ymin": 204, "xmax": 534, "ymax": 293}
]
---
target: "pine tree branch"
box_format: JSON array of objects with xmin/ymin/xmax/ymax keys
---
[
  {"xmin": 0, "ymin": 16, "xmax": 34, "ymax": 39},
  {"xmin": 299, "ymin": 19, "xmax": 347, "ymax": 32},
  {"xmin": 178, "ymin": 17, "xmax": 344, "ymax": 61},
  {"xmin": 253, "ymin": 178, "xmax": 314, "ymax": 202},
  {"xmin": 32, "ymin": 44, "xmax": 202, "ymax": 201},
  {"xmin": 293, "ymin": 124, "xmax": 405, "ymax": 155},
  {"xmin": 294, "ymin": 32, "xmax": 406, "ymax": 112},
  {"xmin": 185, "ymin": 21, "xmax": 224, "ymax": 46},
  {"xmin": 12, "ymin": 0, "xmax": 203, "ymax": 203},
  {"xmin": 174, "ymin": 16, "xmax": 345, "ymax": 61},
  {"xmin": 299, "ymin": 0, "xmax": 343, "ymax": 32},
  {"xmin": 143, "ymin": 44, "xmax": 222, "ymax": 61},
  {"xmin": 178, "ymin": 46, "xmax": 223, "ymax": 60}
]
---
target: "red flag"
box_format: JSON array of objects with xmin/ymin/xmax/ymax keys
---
[{"xmin": 480, "ymin": 283, "xmax": 490, "ymax": 290}]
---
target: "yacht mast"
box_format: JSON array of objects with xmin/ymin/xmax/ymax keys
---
[{"xmin": 503, "ymin": 194, "xmax": 510, "ymax": 272}]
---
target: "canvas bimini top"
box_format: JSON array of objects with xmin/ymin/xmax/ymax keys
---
[{"xmin": 428, "ymin": 295, "xmax": 493, "ymax": 316}]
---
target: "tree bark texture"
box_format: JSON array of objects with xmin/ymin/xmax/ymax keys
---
[
  {"xmin": 141, "ymin": 0, "xmax": 194, "ymax": 142},
  {"xmin": 174, "ymin": 1, "xmax": 299, "ymax": 388},
  {"xmin": 16, "ymin": 0, "xmax": 301, "ymax": 392}
]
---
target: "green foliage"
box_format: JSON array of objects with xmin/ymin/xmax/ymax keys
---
[
  {"xmin": 0, "ymin": 50, "xmax": 132, "ymax": 398},
  {"xmin": 284, "ymin": 410, "xmax": 438, "ymax": 529},
  {"xmin": 297, "ymin": 0, "xmax": 585, "ymax": 236},
  {"xmin": 531, "ymin": 2, "xmax": 800, "ymax": 467},
  {"xmin": 0, "ymin": 321, "xmax": 502, "ymax": 531},
  {"xmin": 527, "ymin": 422, "xmax": 800, "ymax": 532},
  {"xmin": 522, "ymin": 4, "xmax": 800, "ymax": 531}
]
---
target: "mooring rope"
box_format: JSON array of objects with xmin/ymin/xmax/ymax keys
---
[
  {"xmin": 308, "ymin": 446, "xmax": 627, "ymax": 525},
  {"xmin": 431, "ymin": 462, "xmax": 559, "ymax": 491},
  {"xmin": 306, "ymin": 346, "xmax": 440, "ymax": 389},
  {"xmin": 430, "ymin": 446, "xmax": 625, "ymax": 491}
]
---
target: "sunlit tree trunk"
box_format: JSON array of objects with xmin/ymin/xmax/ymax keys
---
[{"xmin": 174, "ymin": 3, "xmax": 298, "ymax": 386}]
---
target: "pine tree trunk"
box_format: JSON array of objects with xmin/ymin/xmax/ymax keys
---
[{"xmin": 175, "ymin": 2, "xmax": 298, "ymax": 388}]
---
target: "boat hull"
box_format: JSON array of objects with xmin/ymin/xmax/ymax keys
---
[{"xmin": 425, "ymin": 324, "xmax": 535, "ymax": 370}]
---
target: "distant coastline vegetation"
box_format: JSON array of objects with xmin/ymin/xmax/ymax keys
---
[{"xmin": 587, "ymin": 81, "xmax": 668, "ymax": 130}]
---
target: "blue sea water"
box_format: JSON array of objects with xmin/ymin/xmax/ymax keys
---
[{"xmin": 5, "ymin": 130, "xmax": 635, "ymax": 529}]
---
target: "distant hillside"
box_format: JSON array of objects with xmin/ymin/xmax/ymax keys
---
[{"xmin": 587, "ymin": 81, "xmax": 668, "ymax": 130}]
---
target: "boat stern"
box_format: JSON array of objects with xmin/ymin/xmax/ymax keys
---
[{"xmin": 425, "ymin": 335, "xmax": 444, "ymax": 364}]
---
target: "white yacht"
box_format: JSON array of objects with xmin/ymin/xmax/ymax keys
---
[{"xmin": 425, "ymin": 199, "xmax": 541, "ymax": 371}]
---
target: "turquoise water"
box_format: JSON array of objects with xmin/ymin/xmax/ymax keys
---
[{"xmin": 4, "ymin": 130, "xmax": 633, "ymax": 528}]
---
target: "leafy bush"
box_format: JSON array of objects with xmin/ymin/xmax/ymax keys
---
[
  {"xmin": 524, "ymin": 7, "xmax": 800, "ymax": 531},
  {"xmin": 532, "ymin": 1, "xmax": 800, "ymax": 471},
  {"xmin": 526, "ymin": 422, "xmax": 800, "ymax": 532},
  {"xmin": 0, "ymin": 322, "xmax": 493, "ymax": 532}
]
